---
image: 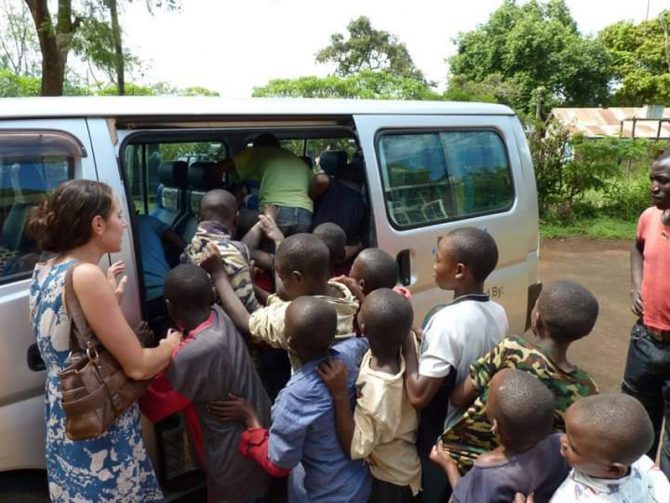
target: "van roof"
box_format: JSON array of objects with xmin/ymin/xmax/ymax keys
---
[{"xmin": 0, "ymin": 96, "xmax": 515, "ymax": 120}]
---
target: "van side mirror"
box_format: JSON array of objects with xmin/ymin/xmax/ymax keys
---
[{"xmin": 26, "ymin": 343, "xmax": 46, "ymax": 372}]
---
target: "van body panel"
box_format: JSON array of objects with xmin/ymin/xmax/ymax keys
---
[
  {"xmin": 0, "ymin": 118, "xmax": 97, "ymax": 471},
  {"xmin": 354, "ymin": 114, "xmax": 538, "ymax": 333}
]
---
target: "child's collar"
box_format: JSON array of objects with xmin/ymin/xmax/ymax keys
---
[{"xmin": 448, "ymin": 293, "xmax": 490, "ymax": 306}]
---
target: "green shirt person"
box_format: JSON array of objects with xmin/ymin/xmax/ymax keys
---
[{"xmin": 227, "ymin": 134, "xmax": 314, "ymax": 236}]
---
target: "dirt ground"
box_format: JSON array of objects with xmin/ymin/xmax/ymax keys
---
[{"xmin": 537, "ymin": 237, "xmax": 634, "ymax": 392}]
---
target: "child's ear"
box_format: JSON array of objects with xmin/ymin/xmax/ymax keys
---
[
  {"xmin": 454, "ymin": 262, "xmax": 466, "ymax": 279},
  {"xmin": 292, "ymin": 270, "xmax": 303, "ymax": 282}
]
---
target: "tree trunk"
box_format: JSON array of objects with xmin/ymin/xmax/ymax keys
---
[
  {"xmin": 107, "ymin": 0, "xmax": 124, "ymax": 95},
  {"xmin": 24, "ymin": 0, "xmax": 78, "ymax": 96}
]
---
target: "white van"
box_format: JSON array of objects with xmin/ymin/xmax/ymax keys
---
[{"xmin": 0, "ymin": 97, "xmax": 540, "ymax": 498}]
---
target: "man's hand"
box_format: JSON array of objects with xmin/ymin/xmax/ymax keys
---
[
  {"xmin": 135, "ymin": 320, "xmax": 156, "ymax": 347},
  {"xmin": 199, "ymin": 242, "xmax": 225, "ymax": 277},
  {"xmin": 316, "ymin": 359, "xmax": 349, "ymax": 400},
  {"xmin": 207, "ymin": 393, "xmax": 262, "ymax": 429},
  {"xmin": 258, "ymin": 214, "xmax": 284, "ymax": 244},
  {"xmin": 513, "ymin": 493, "xmax": 534, "ymax": 503},
  {"xmin": 106, "ymin": 260, "xmax": 127, "ymax": 304},
  {"xmin": 631, "ymin": 289, "xmax": 644, "ymax": 317}
]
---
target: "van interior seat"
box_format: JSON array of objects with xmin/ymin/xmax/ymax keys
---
[
  {"xmin": 151, "ymin": 161, "xmax": 188, "ymax": 228},
  {"xmin": 1, "ymin": 162, "xmax": 47, "ymax": 254},
  {"xmin": 180, "ymin": 161, "xmax": 224, "ymax": 242},
  {"xmin": 319, "ymin": 150, "xmax": 348, "ymax": 176}
]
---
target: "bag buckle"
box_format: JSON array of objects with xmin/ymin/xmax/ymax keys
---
[{"xmin": 86, "ymin": 346, "xmax": 100, "ymax": 361}]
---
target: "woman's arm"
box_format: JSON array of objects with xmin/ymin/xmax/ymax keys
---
[{"xmin": 72, "ymin": 264, "xmax": 181, "ymax": 380}]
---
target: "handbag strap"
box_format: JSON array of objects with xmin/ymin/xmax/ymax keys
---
[{"xmin": 64, "ymin": 264, "xmax": 98, "ymax": 353}]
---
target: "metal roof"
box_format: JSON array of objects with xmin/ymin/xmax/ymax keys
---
[
  {"xmin": 551, "ymin": 107, "xmax": 670, "ymax": 139},
  {"xmin": 0, "ymin": 96, "xmax": 515, "ymax": 120}
]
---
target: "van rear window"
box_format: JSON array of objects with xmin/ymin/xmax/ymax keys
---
[{"xmin": 377, "ymin": 130, "xmax": 514, "ymax": 228}]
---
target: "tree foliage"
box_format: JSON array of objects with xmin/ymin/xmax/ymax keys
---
[
  {"xmin": 599, "ymin": 10, "xmax": 670, "ymax": 105},
  {"xmin": 448, "ymin": 0, "xmax": 611, "ymax": 114},
  {"xmin": 0, "ymin": 0, "xmax": 40, "ymax": 76},
  {"xmin": 252, "ymin": 70, "xmax": 437, "ymax": 100},
  {"xmin": 316, "ymin": 16, "xmax": 426, "ymax": 82}
]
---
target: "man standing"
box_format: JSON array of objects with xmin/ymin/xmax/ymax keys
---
[{"xmin": 623, "ymin": 150, "xmax": 670, "ymax": 477}]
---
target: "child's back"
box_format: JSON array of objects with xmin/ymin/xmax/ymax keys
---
[
  {"xmin": 140, "ymin": 266, "xmax": 272, "ymax": 501},
  {"xmin": 272, "ymin": 337, "xmax": 370, "ymax": 500}
]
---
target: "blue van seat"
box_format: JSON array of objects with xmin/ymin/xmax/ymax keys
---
[
  {"xmin": 180, "ymin": 161, "xmax": 224, "ymax": 242},
  {"xmin": 151, "ymin": 161, "xmax": 188, "ymax": 227}
]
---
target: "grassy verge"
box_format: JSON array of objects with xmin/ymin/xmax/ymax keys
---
[{"xmin": 540, "ymin": 216, "xmax": 636, "ymax": 241}]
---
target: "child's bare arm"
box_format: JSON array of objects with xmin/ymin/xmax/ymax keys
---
[
  {"xmin": 402, "ymin": 330, "xmax": 445, "ymax": 409},
  {"xmin": 316, "ymin": 359, "xmax": 355, "ymax": 459},
  {"xmin": 429, "ymin": 442, "xmax": 460, "ymax": 488},
  {"xmin": 450, "ymin": 375, "xmax": 478, "ymax": 408},
  {"xmin": 199, "ymin": 243, "xmax": 252, "ymax": 336}
]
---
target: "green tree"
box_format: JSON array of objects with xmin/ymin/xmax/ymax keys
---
[
  {"xmin": 599, "ymin": 10, "xmax": 670, "ymax": 105},
  {"xmin": 448, "ymin": 0, "xmax": 611, "ymax": 114},
  {"xmin": 316, "ymin": 16, "xmax": 427, "ymax": 82},
  {"xmin": 0, "ymin": 0, "xmax": 40, "ymax": 76},
  {"xmin": 252, "ymin": 70, "xmax": 437, "ymax": 100}
]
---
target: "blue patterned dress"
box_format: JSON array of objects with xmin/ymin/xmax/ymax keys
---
[{"xmin": 30, "ymin": 259, "xmax": 163, "ymax": 502}]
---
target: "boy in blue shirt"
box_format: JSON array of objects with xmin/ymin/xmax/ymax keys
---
[{"xmin": 209, "ymin": 296, "xmax": 371, "ymax": 502}]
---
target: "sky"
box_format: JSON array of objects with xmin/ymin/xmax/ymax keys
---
[{"xmin": 121, "ymin": 0, "xmax": 670, "ymax": 97}]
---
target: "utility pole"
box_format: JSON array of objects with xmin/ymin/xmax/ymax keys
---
[{"xmin": 647, "ymin": 0, "xmax": 652, "ymax": 21}]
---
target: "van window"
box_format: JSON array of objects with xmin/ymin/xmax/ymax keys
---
[
  {"xmin": 124, "ymin": 141, "xmax": 228, "ymax": 215},
  {"xmin": 377, "ymin": 130, "xmax": 514, "ymax": 228},
  {"xmin": 0, "ymin": 131, "xmax": 78, "ymax": 282}
]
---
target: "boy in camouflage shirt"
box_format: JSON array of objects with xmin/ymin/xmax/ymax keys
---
[
  {"xmin": 182, "ymin": 189, "xmax": 267, "ymax": 313},
  {"xmin": 439, "ymin": 281, "xmax": 600, "ymax": 474}
]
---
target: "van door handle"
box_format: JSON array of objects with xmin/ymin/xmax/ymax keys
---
[
  {"xmin": 27, "ymin": 343, "xmax": 45, "ymax": 372},
  {"xmin": 396, "ymin": 249, "xmax": 413, "ymax": 286}
]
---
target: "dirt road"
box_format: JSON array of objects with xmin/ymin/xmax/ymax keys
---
[{"xmin": 537, "ymin": 237, "xmax": 633, "ymax": 392}]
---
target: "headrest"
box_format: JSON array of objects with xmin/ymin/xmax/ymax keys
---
[
  {"xmin": 319, "ymin": 150, "xmax": 348, "ymax": 176},
  {"xmin": 158, "ymin": 161, "xmax": 188, "ymax": 188},
  {"xmin": 188, "ymin": 161, "xmax": 224, "ymax": 191}
]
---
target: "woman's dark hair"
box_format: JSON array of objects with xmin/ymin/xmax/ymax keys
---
[{"xmin": 27, "ymin": 179, "xmax": 115, "ymax": 253}]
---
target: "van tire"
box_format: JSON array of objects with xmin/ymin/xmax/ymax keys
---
[{"xmin": 0, "ymin": 470, "xmax": 49, "ymax": 502}]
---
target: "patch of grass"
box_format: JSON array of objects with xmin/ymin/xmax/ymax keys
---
[{"xmin": 540, "ymin": 216, "xmax": 636, "ymax": 240}]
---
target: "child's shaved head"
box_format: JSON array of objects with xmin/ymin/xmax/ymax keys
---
[
  {"xmin": 275, "ymin": 233, "xmax": 330, "ymax": 279},
  {"xmin": 350, "ymin": 248, "xmax": 399, "ymax": 294},
  {"xmin": 164, "ymin": 264, "xmax": 214, "ymax": 320},
  {"xmin": 568, "ymin": 394, "xmax": 653, "ymax": 466},
  {"xmin": 285, "ymin": 296, "xmax": 337, "ymax": 357},
  {"xmin": 360, "ymin": 289, "xmax": 413, "ymax": 346},
  {"xmin": 442, "ymin": 227, "xmax": 498, "ymax": 282},
  {"xmin": 313, "ymin": 223, "xmax": 346, "ymax": 267},
  {"xmin": 488, "ymin": 369, "xmax": 555, "ymax": 451},
  {"xmin": 199, "ymin": 189, "xmax": 238, "ymax": 222},
  {"xmin": 536, "ymin": 280, "xmax": 599, "ymax": 343}
]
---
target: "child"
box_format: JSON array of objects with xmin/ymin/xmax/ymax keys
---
[
  {"xmin": 313, "ymin": 222, "xmax": 347, "ymax": 275},
  {"xmin": 199, "ymin": 233, "xmax": 359, "ymax": 368},
  {"xmin": 139, "ymin": 264, "xmax": 272, "ymax": 502},
  {"xmin": 318, "ymin": 289, "xmax": 422, "ymax": 502},
  {"xmin": 551, "ymin": 394, "xmax": 670, "ymax": 502},
  {"xmin": 208, "ymin": 297, "xmax": 372, "ymax": 502},
  {"xmin": 431, "ymin": 369, "xmax": 570, "ymax": 502},
  {"xmin": 182, "ymin": 188, "xmax": 260, "ymax": 313},
  {"xmin": 441, "ymin": 280, "xmax": 600, "ymax": 474},
  {"xmin": 402, "ymin": 227, "xmax": 508, "ymax": 502}
]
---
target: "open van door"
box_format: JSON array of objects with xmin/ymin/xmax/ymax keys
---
[{"xmin": 354, "ymin": 113, "xmax": 539, "ymax": 333}]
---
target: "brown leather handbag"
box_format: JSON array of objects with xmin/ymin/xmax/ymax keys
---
[{"xmin": 59, "ymin": 265, "xmax": 149, "ymax": 441}]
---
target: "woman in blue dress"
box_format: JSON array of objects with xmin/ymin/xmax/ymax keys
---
[{"xmin": 28, "ymin": 180, "xmax": 182, "ymax": 502}]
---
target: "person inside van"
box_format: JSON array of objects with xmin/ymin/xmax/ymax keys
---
[
  {"xmin": 401, "ymin": 227, "xmax": 508, "ymax": 503},
  {"xmin": 222, "ymin": 133, "xmax": 314, "ymax": 236}
]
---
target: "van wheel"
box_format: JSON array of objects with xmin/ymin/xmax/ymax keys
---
[{"xmin": 0, "ymin": 470, "xmax": 49, "ymax": 502}]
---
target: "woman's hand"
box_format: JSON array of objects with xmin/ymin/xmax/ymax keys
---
[
  {"xmin": 316, "ymin": 359, "xmax": 349, "ymax": 401},
  {"xmin": 106, "ymin": 261, "xmax": 127, "ymax": 304},
  {"xmin": 207, "ymin": 393, "xmax": 262, "ymax": 429},
  {"xmin": 159, "ymin": 328, "xmax": 182, "ymax": 351}
]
